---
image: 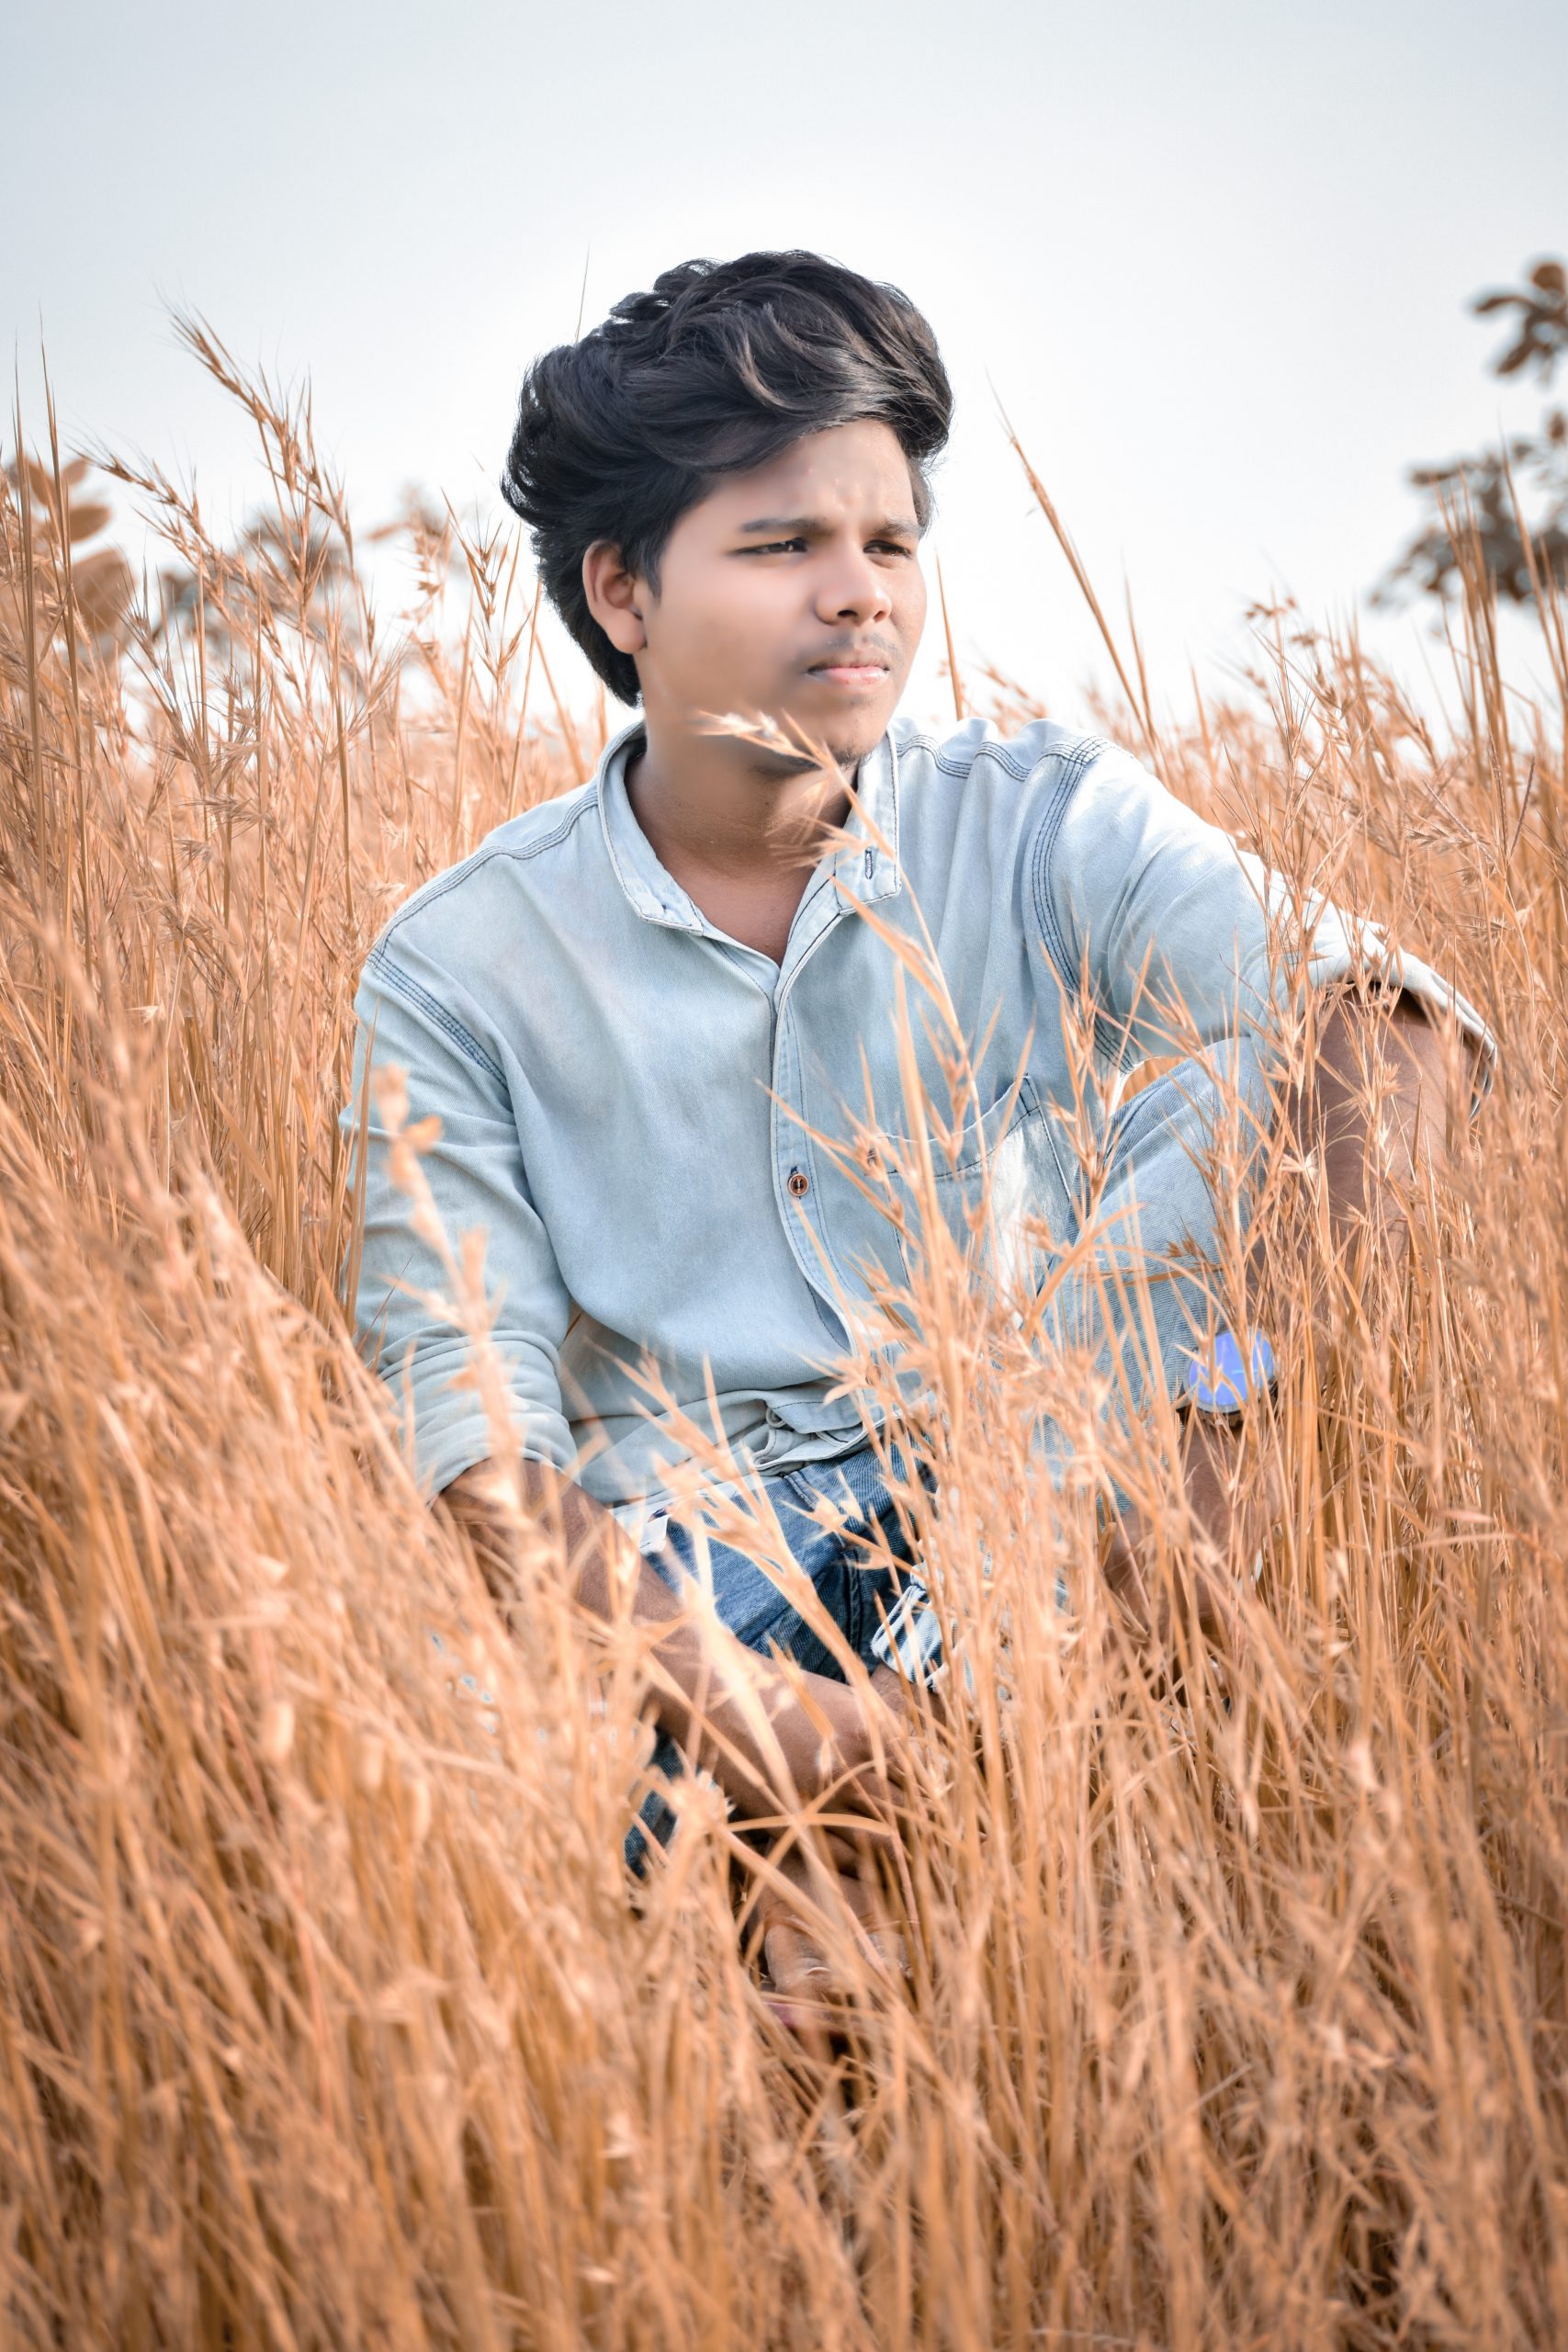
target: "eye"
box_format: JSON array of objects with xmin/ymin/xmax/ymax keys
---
[{"xmin": 738, "ymin": 535, "xmax": 915, "ymax": 558}]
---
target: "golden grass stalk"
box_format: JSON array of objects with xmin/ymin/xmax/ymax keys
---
[{"xmin": 1, "ymin": 340, "xmax": 1565, "ymax": 2348}]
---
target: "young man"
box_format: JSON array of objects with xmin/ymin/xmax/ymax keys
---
[{"xmin": 344, "ymin": 252, "xmax": 1489, "ymax": 1939}]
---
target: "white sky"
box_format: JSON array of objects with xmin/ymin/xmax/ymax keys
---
[{"xmin": 8, "ymin": 0, "xmax": 1565, "ymax": 731}]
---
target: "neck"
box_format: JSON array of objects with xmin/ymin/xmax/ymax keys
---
[{"xmin": 624, "ymin": 712, "xmax": 857, "ymax": 888}]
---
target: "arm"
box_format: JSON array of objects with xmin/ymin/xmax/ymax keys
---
[
  {"xmin": 440, "ymin": 1454, "xmax": 905, "ymax": 1831},
  {"xmin": 342, "ymin": 945, "xmax": 902, "ymax": 1826},
  {"xmin": 1106, "ymin": 984, "xmax": 1474, "ymax": 1652},
  {"xmin": 341, "ymin": 941, "xmax": 578, "ymax": 1493},
  {"xmin": 1041, "ymin": 741, "xmax": 1494, "ymax": 1080},
  {"xmin": 1303, "ymin": 980, "xmax": 1470, "ymax": 1281},
  {"xmin": 1040, "ymin": 746, "xmax": 1492, "ymax": 1645}
]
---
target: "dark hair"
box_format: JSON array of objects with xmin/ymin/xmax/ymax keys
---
[{"xmin": 500, "ymin": 251, "xmax": 953, "ymax": 706}]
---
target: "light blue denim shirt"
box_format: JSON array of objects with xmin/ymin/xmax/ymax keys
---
[{"xmin": 343, "ymin": 714, "xmax": 1492, "ymax": 1518}]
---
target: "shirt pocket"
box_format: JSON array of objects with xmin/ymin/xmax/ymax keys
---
[{"xmin": 885, "ymin": 1073, "xmax": 1072, "ymax": 1295}]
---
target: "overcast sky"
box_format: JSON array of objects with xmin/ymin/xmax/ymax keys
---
[{"xmin": 8, "ymin": 0, "xmax": 1564, "ymax": 730}]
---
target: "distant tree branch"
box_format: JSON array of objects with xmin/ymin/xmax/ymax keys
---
[{"xmin": 1379, "ymin": 257, "xmax": 1567, "ymax": 609}]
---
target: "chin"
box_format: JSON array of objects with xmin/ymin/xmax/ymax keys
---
[
  {"xmin": 739, "ymin": 683, "xmax": 898, "ymax": 775},
  {"xmin": 828, "ymin": 736, "xmax": 874, "ymax": 772},
  {"xmin": 801, "ymin": 707, "xmax": 897, "ymax": 773},
  {"xmin": 839, "ymin": 713, "xmax": 899, "ymax": 768}
]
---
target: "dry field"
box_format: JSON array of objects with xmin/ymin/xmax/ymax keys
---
[{"xmin": 3, "ymin": 332, "xmax": 1568, "ymax": 2349}]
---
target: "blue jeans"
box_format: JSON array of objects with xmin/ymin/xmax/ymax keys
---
[{"xmin": 626, "ymin": 1439, "xmax": 926, "ymax": 1871}]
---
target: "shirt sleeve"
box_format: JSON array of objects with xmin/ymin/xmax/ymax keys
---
[
  {"xmin": 1034, "ymin": 741, "xmax": 1495, "ymax": 1097},
  {"xmin": 340, "ymin": 938, "xmax": 576, "ymax": 1498}
]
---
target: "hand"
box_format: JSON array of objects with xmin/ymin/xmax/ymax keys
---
[
  {"xmin": 750, "ymin": 1826, "xmax": 913, "ymax": 2035},
  {"xmin": 1100, "ymin": 1512, "xmax": 1246, "ymax": 1661},
  {"xmin": 688, "ymin": 1652, "xmax": 906, "ymax": 1836},
  {"xmin": 1100, "ymin": 1408, "xmax": 1282, "ymax": 1667}
]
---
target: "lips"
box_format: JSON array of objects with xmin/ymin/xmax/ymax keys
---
[{"xmin": 807, "ymin": 658, "xmax": 890, "ymax": 682}]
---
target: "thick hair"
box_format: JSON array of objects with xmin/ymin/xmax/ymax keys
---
[{"xmin": 500, "ymin": 251, "xmax": 953, "ymax": 707}]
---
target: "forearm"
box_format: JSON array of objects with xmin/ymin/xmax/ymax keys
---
[
  {"xmin": 1103, "ymin": 990, "xmax": 1469, "ymax": 1650},
  {"xmin": 1296, "ymin": 984, "xmax": 1471, "ymax": 1291},
  {"xmin": 440, "ymin": 1451, "xmax": 637, "ymax": 1616},
  {"xmin": 438, "ymin": 1456, "xmax": 896, "ymax": 1822},
  {"xmin": 441, "ymin": 1453, "xmax": 737, "ymax": 1750}
]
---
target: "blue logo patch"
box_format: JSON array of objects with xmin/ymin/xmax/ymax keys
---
[{"xmin": 1186, "ymin": 1328, "xmax": 1276, "ymax": 1413}]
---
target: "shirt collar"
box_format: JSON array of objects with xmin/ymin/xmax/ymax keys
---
[
  {"xmin": 594, "ymin": 718, "xmax": 904, "ymax": 932},
  {"xmin": 595, "ymin": 720, "xmax": 702, "ymax": 930}
]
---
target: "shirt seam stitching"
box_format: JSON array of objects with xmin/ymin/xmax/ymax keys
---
[
  {"xmin": 367, "ymin": 946, "xmax": 507, "ymax": 1085},
  {"xmin": 1029, "ymin": 737, "xmax": 1114, "ymax": 1003},
  {"xmin": 935, "ymin": 741, "xmax": 1035, "ymax": 781},
  {"xmin": 380, "ymin": 791, "xmax": 599, "ymax": 948}
]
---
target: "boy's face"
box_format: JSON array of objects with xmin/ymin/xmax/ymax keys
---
[{"xmin": 597, "ymin": 418, "xmax": 928, "ymax": 772}]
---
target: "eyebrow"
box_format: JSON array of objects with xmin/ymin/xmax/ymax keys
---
[{"xmin": 733, "ymin": 513, "xmax": 921, "ymax": 538}]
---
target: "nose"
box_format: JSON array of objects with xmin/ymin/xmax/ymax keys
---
[{"xmin": 812, "ymin": 537, "xmax": 894, "ymax": 628}]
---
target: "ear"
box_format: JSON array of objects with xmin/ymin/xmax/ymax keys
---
[{"xmin": 581, "ymin": 540, "xmax": 649, "ymax": 656}]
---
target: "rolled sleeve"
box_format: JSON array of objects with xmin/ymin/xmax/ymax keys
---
[
  {"xmin": 1039, "ymin": 743, "xmax": 1495, "ymax": 1103},
  {"xmin": 1023, "ymin": 742, "xmax": 1497, "ymax": 1488},
  {"xmin": 341, "ymin": 942, "xmax": 575, "ymax": 1498}
]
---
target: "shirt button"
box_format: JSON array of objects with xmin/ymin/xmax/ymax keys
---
[{"xmin": 787, "ymin": 1167, "xmax": 809, "ymax": 1198}]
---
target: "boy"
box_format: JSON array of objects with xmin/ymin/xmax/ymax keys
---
[{"xmin": 343, "ymin": 252, "xmax": 1489, "ymax": 1971}]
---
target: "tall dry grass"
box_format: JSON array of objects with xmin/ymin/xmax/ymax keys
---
[{"xmin": 2, "ymin": 328, "xmax": 1567, "ymax": 2349}]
